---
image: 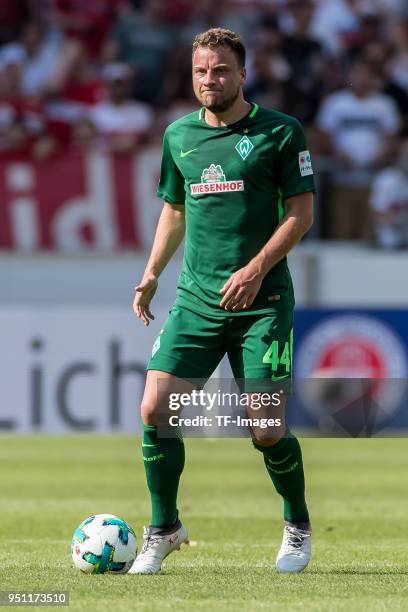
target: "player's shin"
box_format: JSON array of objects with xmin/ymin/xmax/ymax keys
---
[
  {"xmin": 253, "ymin": 429, "xmax": 309, "ymax": 524},
  {"xmin": 142, "ymin": 422, "xmax": 185, "ymax": 527}
]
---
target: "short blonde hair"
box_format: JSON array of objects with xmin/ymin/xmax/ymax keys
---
[{"xmin": 192, "ymin": 28, "xmax": 246, "ymax": 67}]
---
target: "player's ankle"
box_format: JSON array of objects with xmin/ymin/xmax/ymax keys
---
[
  {"xmin": 285, "ymin": 519, "xmax": 311, "ymax": 531},
  {"xmin": 150, "ymin": 517, "xmax": 182, "ymax": 535}
]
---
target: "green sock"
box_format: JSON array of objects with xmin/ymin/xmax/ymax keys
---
[
  {"xmin": 253, "ymin": 430, "xmax": 309, "ymax": 523},
  {"xmin": 141, "ymin": 422, "xmax": 185, "ymax": 527}
]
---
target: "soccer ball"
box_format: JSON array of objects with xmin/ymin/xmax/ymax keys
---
[{"xmin": 71, "ymin": 514, "xmax": 137, "ymax": 574}]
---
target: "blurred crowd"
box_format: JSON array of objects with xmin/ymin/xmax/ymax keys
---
[{"xmin": 1, "ymin": 0, "xmax": 408, "ymax": 245}]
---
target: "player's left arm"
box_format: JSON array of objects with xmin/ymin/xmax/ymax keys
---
[{"xmin": 220, "ymin": 192, "xmax": 313, "ymax": 311}]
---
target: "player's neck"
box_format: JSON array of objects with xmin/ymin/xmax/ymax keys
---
[{"xmin": 203, "ymin": 99, "xmax": 251, "ymax": 128}]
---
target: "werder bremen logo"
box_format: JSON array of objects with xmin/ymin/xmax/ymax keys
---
[
  {"xmin": 235, "ymin": 135, "xmax": 254, "ymax": 160},
  {"xmin": 201, "ymin": 164, "xmax": 225, "ymax": 183}
]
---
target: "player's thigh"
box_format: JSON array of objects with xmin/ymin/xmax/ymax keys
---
[
  {"xmin": 147, "ymin": 305, "xmax": 226, "ymax": 380},
  {"xmin": 141, "ymin": 370, "xmax": 197, "ymax": 425}
]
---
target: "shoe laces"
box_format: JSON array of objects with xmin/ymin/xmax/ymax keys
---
[
  {"xmin": 283, "ymin": 525, "xmax": 311, "ymax": 553},
  {"xmin": 140, "ymin": 527, "xmax": 163, "ymax": 555}
]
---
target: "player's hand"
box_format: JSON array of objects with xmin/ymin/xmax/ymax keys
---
[
  {"xmin": 219, "ymin": 264, "xmax": 263, "ymax": 311},
  {"xmin": 133, "ymin": 275, "xmax": 158, "ymax": 326}
]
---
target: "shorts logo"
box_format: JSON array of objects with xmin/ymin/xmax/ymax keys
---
[
  {"xmin": 235, "ymin": 135, "xmax": 254, "ymax": 160},
  {"xmin": 151, "ymin": 336, "xmax": 160, "ymax": 357},
  {"xmin": 299, "ymin": 150, "xmax": 313, "ymax": 177},
  {"xmin": 190, "ymin": 164, "xmax": 244, "ymax": 196}
]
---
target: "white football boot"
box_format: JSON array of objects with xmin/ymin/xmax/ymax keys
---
[
  {"xmin": 128, "ymin": 523, "xmax": 188, "ymax": 574},
  {"xmin": 276, "ymin": 523, "xmax": 311, "ymax": 573}
]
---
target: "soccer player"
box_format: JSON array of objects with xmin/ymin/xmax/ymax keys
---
[{"xmin": 129, "ymin": 28, "xmax": 315, "ymax": 575}]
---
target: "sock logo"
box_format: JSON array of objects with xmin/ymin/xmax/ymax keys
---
[
  {"xmin": 268, "ymin": 460, "xmax": 299, "ymax": 475},
  {"xmin": 143, "ymin": 453, "xmax": 165, "ymax": 462},
  {"xmin": 267, "ymin": 453, "xmax": 292, "ymax": 465}
]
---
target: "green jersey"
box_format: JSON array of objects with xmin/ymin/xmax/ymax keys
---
[{"xmin": 157, "ymin": 103, "xmax": 315, "ymax": 316}]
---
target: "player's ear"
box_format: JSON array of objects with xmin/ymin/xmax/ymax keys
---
[{"xmin": 240, "ymin": 66, "xmax": 247, "ymax": 84}]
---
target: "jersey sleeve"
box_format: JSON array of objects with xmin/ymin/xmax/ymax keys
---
[
  {"xmin": 156, "ymin": 129, "xmax": 186, "ymax": 204},
  {"xmin": 277, "ymin": 119, "xmax": 316, "ymax": 200}
]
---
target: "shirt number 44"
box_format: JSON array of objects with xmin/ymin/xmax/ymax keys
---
[{"xmin": 262, "ymin": 332, "xmax": 293, "ymax": 373}]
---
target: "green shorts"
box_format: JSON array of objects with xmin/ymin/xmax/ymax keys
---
[{"xmin": 147, "ymin": 305, "xmax": 293, "ymax": 385}]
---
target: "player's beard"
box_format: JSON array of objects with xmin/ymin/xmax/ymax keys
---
[{"xmin": 200, "ymin": 85, "xmax": 241, "ymax": 113}]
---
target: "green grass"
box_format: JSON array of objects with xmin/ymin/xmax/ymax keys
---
[{"xmin": 1, "ymin": 436, "xmax": 408, "ymax": 611}]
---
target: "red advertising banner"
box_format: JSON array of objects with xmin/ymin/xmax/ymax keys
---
[{"xmin": 0, "ymin": 150, "xmax": 161, "ymax": 251}]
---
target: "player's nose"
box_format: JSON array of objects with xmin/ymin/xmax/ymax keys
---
[{"xmin": 202, "ymin": 70, "xmax": 216, "ymax": 86}]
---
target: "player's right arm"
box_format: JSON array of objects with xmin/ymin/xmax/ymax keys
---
[
  {"xmin": 134, "ymin": 126, "xmax": 186, "ymax": 325},
  {"xmin": 133, "ymin": 201, "xmax": 185, "ymax": 326}
]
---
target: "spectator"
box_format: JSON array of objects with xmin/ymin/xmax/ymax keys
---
[
  {"xmin": 160, "ymin": 44, "xmax": 199, "ymax": 129},
  {"xmin": 355, "ymin": 0, "xmax": 407, "ymax": 16},
  {"xmin": 245, "ymin": 16, "xmax": 292, "ymax": 110},
  {"xmin": 165, "ymin": 0, "xmax": 196, "ymax": 25},
  {"xmin": 0, "ymin": 22, "xmax": 63, "ymax": 97},
  {"xmin": 310, "ymin": 0, "xmax": 360, "ymax": 55},
  {"xmin": 43, "ymin": 0, "xmax": 124, "ymax": 98},
  {"xmin": 89, "ymin": 63, "xmax": 153, "ymax": 153},
  {"xmin": 245, "ymin": 51, "xmax": 289, "ymax": 111},
  {"xmin": 45, "ymin": 44, "xmax": 105, "ymax": 146},
  {"xmin": 0, "ymin": 0, "xmax": 405, "ymax": 245},
  {"xmin": 282, "ymin": 0, "xmax": 325, "ymax": 123},
  {"xmin": 361, "ymin": 41, "xmax": 408, "ymax": 131},
  {"xmin": 317, "ymin": 60, "xmax": 400, "ymax": 169},
  {"xmin": 0, "ymin": 56, "xmax": 57, "ymax": 159},
  {"xmin": 345, "ymin": 14, "xmax": 384, "ymax": 59},
  {"xmin": 182, "ymin": 0, "xmax": 260, "ymax": 49},
  {"xmin": 316, "ymin": 59, "xmax": 401, "ymax": 239},
  {"xmin": 388, "ymin": 19, "xmax": 408, "ymax": 95},
  {"xmin": 0, "ymin": 0, "xmax": 31, "ymax": 46},
  {"xmin": 369, "ymin": 140, "xmax": 408, "ymax": 248},
  {"xmin": 106, "ymin": 0, "xmax": 177, "ymax": 104},
  {"xmin": 51, "ymin": 0, "xmax": 123, "ymax": 60}
]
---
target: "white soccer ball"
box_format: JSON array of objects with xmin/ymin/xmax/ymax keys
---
[{"xmin": 71, "ymin": 513, "xmax": 137, "ymax": 574}]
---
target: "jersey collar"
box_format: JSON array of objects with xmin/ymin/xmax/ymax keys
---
[{"xmin": 198, "ymin": 102, "xmax": 259, "ymax": 128}]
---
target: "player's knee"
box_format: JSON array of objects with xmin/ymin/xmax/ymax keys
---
[
  {"xmin": 252, "ymin": 428, "xmax": 285, "ymax": 447},
  {"xmin": 140, "ymin": 399, "xmax": 159, "ymax": 426},
  {"xmin": 252, "ymin": 434, "xmax": 282, "ymax": 447}
]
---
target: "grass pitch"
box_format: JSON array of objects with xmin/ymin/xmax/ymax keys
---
[{"xmin": 1, "ymin": 436, "xmax": 408, "ymax": 611}]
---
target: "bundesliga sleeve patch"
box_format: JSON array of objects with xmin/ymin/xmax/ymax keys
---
[{"xmin": 298, "ymin": 151, "xmax": 313, "ymax": 177}]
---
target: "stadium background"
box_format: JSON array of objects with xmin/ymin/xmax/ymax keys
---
[
  {"xmin": 1, "ymin": 2, "xmax": 408, "ymax": 609},
  {"xmin": 1, "ymin": 0, "xmax": 407, "ymax": 433}
]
